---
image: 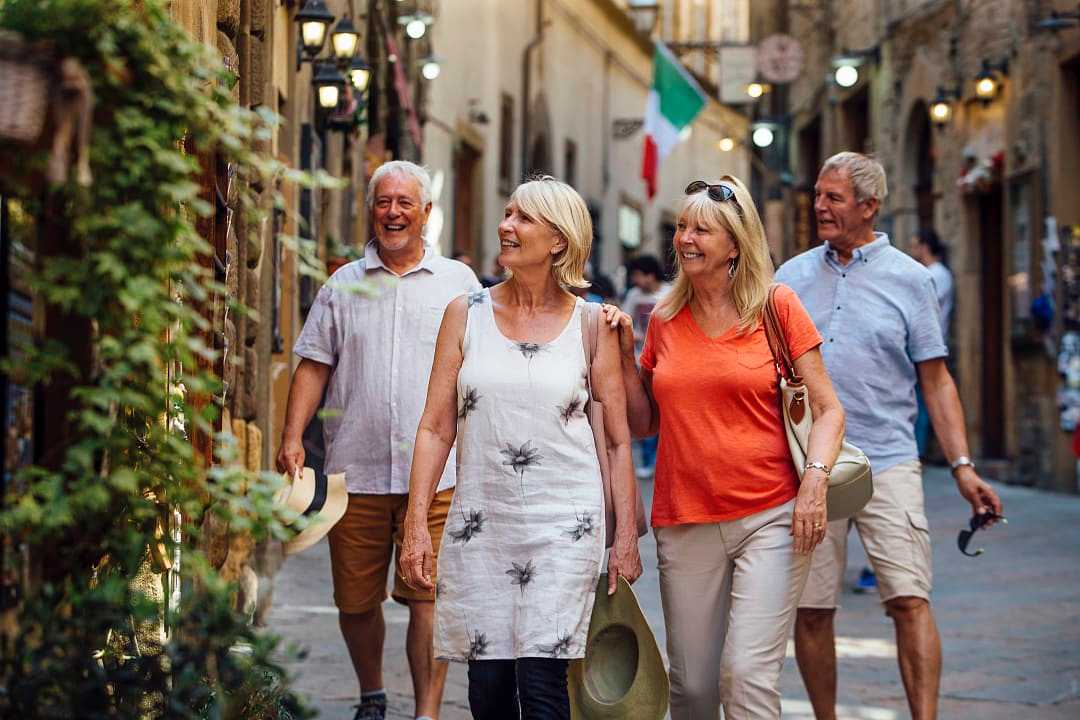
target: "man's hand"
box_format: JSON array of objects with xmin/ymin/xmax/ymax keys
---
[
  {"xmin": 276, "ymin": 435, "xmax": 305, "ymax": 476},
  {"xmin": 954, "ymin": 466, "xmax": 1003, "ymax": 525}
]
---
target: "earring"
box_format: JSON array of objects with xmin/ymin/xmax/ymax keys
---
[{"xmin": 728, "ymin": 258, "xmax": 737, "ymax": 279}]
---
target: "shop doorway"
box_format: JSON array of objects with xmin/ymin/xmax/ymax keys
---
[
  {"xmin": 452, "ymin": 142, "xmax": 482, "ymax": 259},
  {"xmin": 977, "ymin": 185, "xmax": 1006, "ymax": 457},
  {"xmin": 909, "ymin": 101, "xmax": 935, "ymax": 231}
]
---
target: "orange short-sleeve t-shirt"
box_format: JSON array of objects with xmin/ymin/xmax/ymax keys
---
[{"xmin": 640, "ymin": 284, "xmax": 822, "ymax": 527}]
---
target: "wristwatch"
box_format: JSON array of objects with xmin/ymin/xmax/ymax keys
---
[
  {"xmin": 950, "ymin": 456, "xmax": 975, "ymax": 475},
  {"xmin": 804, "ymin": 461, "xmax": 831, "ymax": 477}
]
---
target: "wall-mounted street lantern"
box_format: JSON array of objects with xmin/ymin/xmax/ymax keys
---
[
  {"xmin": 973, "ymin": 58, "xmax": 1008, "ymax": 105},
  {"xmin": 1036, "ymin": 5, "xmax": 1080, "ymax": 32},
  {"xmin": 348, "ymin": 57, "xmax": 372, "ymax": 94},
  {"xmin": 313, "ymin": 61, "xmax": 347, "ymax": 110},
  {"xmin": 330, "ymin": 15, "xmax": 361, "ymax": 62},
  {"xmin": 831, "ymin": 47, "xmax": 879, "ymax": 89},
  {"xmin": 929, "ymin": 85, "xmax": 957, "ymax": 127},
  {"xmin": 296, "ymin": 0, "xmax": 335, "ymax": 59}
]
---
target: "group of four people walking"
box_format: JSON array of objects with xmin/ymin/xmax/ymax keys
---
[{"xmin": 278, "ymin": 152, "xmax": 1003, "ymax": 720}]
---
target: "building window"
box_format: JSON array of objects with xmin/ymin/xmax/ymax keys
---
[
  {"xmin": 499, "ymin": 93, "xmax": 514, "ymax": 195},
  {"xmin": 618, "ymin": 200, "xmax": 643, "ymax": 251},
  {"xmin": 564, "ymin": 139, "xmax": 577, "ymax": 188}
]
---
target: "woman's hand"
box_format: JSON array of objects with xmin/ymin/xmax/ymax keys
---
[
  {"xmin": 791, "ymin": 469, "xmax": 828, "ymax": 554},
  {"xmin": 600, "ymin": 304, "xmax": 636, "ymax": 360},
  {"xmin": 606, "ymin": 532, "xmax": 643, "ymax": 595},
  {"xmin": 399, "ymin": 517, "xmax": 436, "ymax": 591}
]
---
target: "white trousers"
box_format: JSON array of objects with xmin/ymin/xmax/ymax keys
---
[{"xmin": 656, "ymin": 499, "xmax": 809, "ymax": 720}]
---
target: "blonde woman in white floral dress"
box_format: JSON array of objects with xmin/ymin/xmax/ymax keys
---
[{"xmin": 400, "ymin": 177, "xmax": 642, "ymax": 720}]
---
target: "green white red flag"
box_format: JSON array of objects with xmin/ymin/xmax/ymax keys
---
[{"xmin": 642, "ymin": 44, "xmax": 707, "ymax": 200}]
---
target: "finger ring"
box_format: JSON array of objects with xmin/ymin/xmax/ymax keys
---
[{"xmin": 813, "ymin": 523, "xmax": 823, "ymax": 530}]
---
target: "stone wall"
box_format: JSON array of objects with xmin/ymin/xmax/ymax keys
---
[{"xmin": 782, "ymin": 0, "xmax": 1080, "ymax": 492}]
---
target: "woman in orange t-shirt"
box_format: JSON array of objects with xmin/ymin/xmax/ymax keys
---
[{"xmin": 604, "ymin": 176, "xmax": 845, "ymax": 720}]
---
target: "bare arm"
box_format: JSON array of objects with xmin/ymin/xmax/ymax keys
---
[
  {"xmin": 591, "ymin": 319, "xmax": 643, "ymax": 594},
  {"xmin": 918, "ymin": 358, "xmax": 1003, "ymax": 518},
  {"xmin": 790, "ymin": 347, "xmax": 845, "ymax": 554},
  {"xmin": 400, "ymin": 296, "xmax": 468, "ymax": 591},
  {"xmin": 601, "ymin": 304, "xmax": 659, "ymax": 438},
  {"xmin": 275, "ymin": 358, "xmax": 332, "ymax": 475}
]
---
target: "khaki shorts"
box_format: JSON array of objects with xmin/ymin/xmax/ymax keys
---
[
  {"xmin": 327, "ymin": 489, "xmax": 454, "ymax": 614},
  {"xmin": 799, "ymin": 460, "xmax": 932, "ymax": 609}
]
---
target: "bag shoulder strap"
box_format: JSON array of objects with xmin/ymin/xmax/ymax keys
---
[
  {"xmin": 580, "ymin": 301, "xmax": 600, "ymax": 398},
  {"xmin": 762, "ymin": 285, "xmax": 800, "ymax": 382}
]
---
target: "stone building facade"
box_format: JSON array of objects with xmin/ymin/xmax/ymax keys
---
[
  {"xmin": 421, "ymin": 0, "xmax": 750, "ymax": 281},
  {"xmin": 781, "ymin": 0, "xmax": 1080, "ymax": 493}
]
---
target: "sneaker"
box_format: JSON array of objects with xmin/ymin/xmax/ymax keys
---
[
  {"xmin": 352, "ymin": 694, "xmax": 386, "ymax": 720},
  {"xmin": 853, "ymin": 567, "xmax": 877, "ymax": 594}
]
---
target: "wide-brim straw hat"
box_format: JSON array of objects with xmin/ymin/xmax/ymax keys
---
[
  {"xmin": 275, "ymin": 467, "xmax": 348, "ymax": 555},
  {"xmin": 568, "ymin": 573, "xmax": 669, "ymax": 720}
]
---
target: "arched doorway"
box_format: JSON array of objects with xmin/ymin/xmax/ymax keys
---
[
  {"xmin": 909, "ymin": 101, "xmax": 935, "ymax": 232},
  {"xmin": 527, "ymin": 133, "xmax": 551, "ymax": 177}
]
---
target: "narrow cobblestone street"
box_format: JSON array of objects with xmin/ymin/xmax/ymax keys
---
[{"xmin": 270, "ymin": 467, "xmax": 1080, "ymax": 719}]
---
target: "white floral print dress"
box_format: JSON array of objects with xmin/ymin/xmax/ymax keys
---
[{"xmin": 434, "ymin": 289, "xmax": 605, "ymax": 661}]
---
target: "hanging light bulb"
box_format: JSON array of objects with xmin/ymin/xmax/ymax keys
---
[
  {"xmin": 718, "ymin": 137, "xmax": 735, "ymax": 152},
  {"xmin": 746, "ymin": 82, "xmax": 768, "ymax": 99},
  {"xmin": 421, "ymin": 58, "xmax": 441, "ymax": 80},
  {"xmin": 752, "ymin": 125, "xmax": 775, "ymax": 148},
  {"xmin": 834, "ymin": 63, "xmax": 859, "ymax": 88}
]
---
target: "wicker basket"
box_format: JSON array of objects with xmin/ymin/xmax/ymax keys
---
[{"xmin": 0, "ymin": 31, "xmax": 52, "ymax": 144}]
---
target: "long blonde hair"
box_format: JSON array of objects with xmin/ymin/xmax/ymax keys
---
[{"xmin": 656, "ymin": 175, "xmax": 772, "ymax": 333}]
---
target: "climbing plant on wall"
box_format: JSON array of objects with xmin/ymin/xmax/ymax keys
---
[{"xmin": 0, "ymin": 0, "xmax": 333, "ymax": 716}]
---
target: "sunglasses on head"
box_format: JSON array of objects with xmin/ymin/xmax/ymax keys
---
[
  {"xmin": 685, "ymin": 180, "xmax": 737, "ymax": 202},
  {"xmin": 957, "ymin": 511, "xmax": 1007, "ymax": 557}
]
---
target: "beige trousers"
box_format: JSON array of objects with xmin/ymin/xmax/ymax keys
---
[{"xmin": 656, "ymin": 499, "xmax": 809, "ymax": 720}]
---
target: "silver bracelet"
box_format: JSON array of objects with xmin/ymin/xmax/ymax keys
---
[{"xmin": 804, "ymin": 461, "xmax": 831, "ymax": 477}]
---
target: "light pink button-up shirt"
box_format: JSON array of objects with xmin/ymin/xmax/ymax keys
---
[{"xmin": 294, "ymin": 242, "xmax": 480, "ymax": 495}]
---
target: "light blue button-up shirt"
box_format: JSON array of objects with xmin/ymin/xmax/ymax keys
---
[{"xmin": 775, "ymin": 233, "xmax": 947, "ymax": 474}]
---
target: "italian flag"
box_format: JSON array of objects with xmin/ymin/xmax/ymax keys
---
[{"xmin": 642, "ymin": 44, "xmax": 707, "ymax": 200}]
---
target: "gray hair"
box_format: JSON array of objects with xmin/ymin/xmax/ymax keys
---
[
  {"xmin": 820, "ymin": 151, "xmax": 888, "ymax": 205},
  {"xmin": 366, "ymin": 160, "xmax": 433, "ymax": 208}
]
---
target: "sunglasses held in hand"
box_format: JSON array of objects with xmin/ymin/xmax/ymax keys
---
[{"xmin": 957, "ymin": 512, "xmax": 1007, "ymax": 557}]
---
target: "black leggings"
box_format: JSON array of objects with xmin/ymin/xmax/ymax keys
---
[{"xmin": 467, "ymin": 658, "xmax": 570, "ymax": 720}]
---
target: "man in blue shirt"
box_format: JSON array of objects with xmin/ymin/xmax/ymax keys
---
[{"xmin": 776, "ymin": 152, "xmax": 1003, "ymax": 720}]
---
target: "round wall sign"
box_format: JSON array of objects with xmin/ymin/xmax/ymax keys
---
[{"xmin": 758, "ymin": 34, "xmax": 805, "ymax": 84}]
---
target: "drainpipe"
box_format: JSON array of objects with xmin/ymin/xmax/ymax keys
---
[{"xmin": 521, "ymin": 0, "xmax": 545, "ymax": 179}]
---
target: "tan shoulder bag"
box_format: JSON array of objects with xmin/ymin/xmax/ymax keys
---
[{"xmin": 762, "ymin": 286, "xmax": 874, "ymax": 520}]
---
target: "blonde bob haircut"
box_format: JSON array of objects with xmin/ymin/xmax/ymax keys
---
[
  {"xmin": 508, "ymin": 175, "xmax": 592, "ymax": 289},
  {"xmin": 655, "ymin": 174, "xmax": 773, "ymax": 333}
]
